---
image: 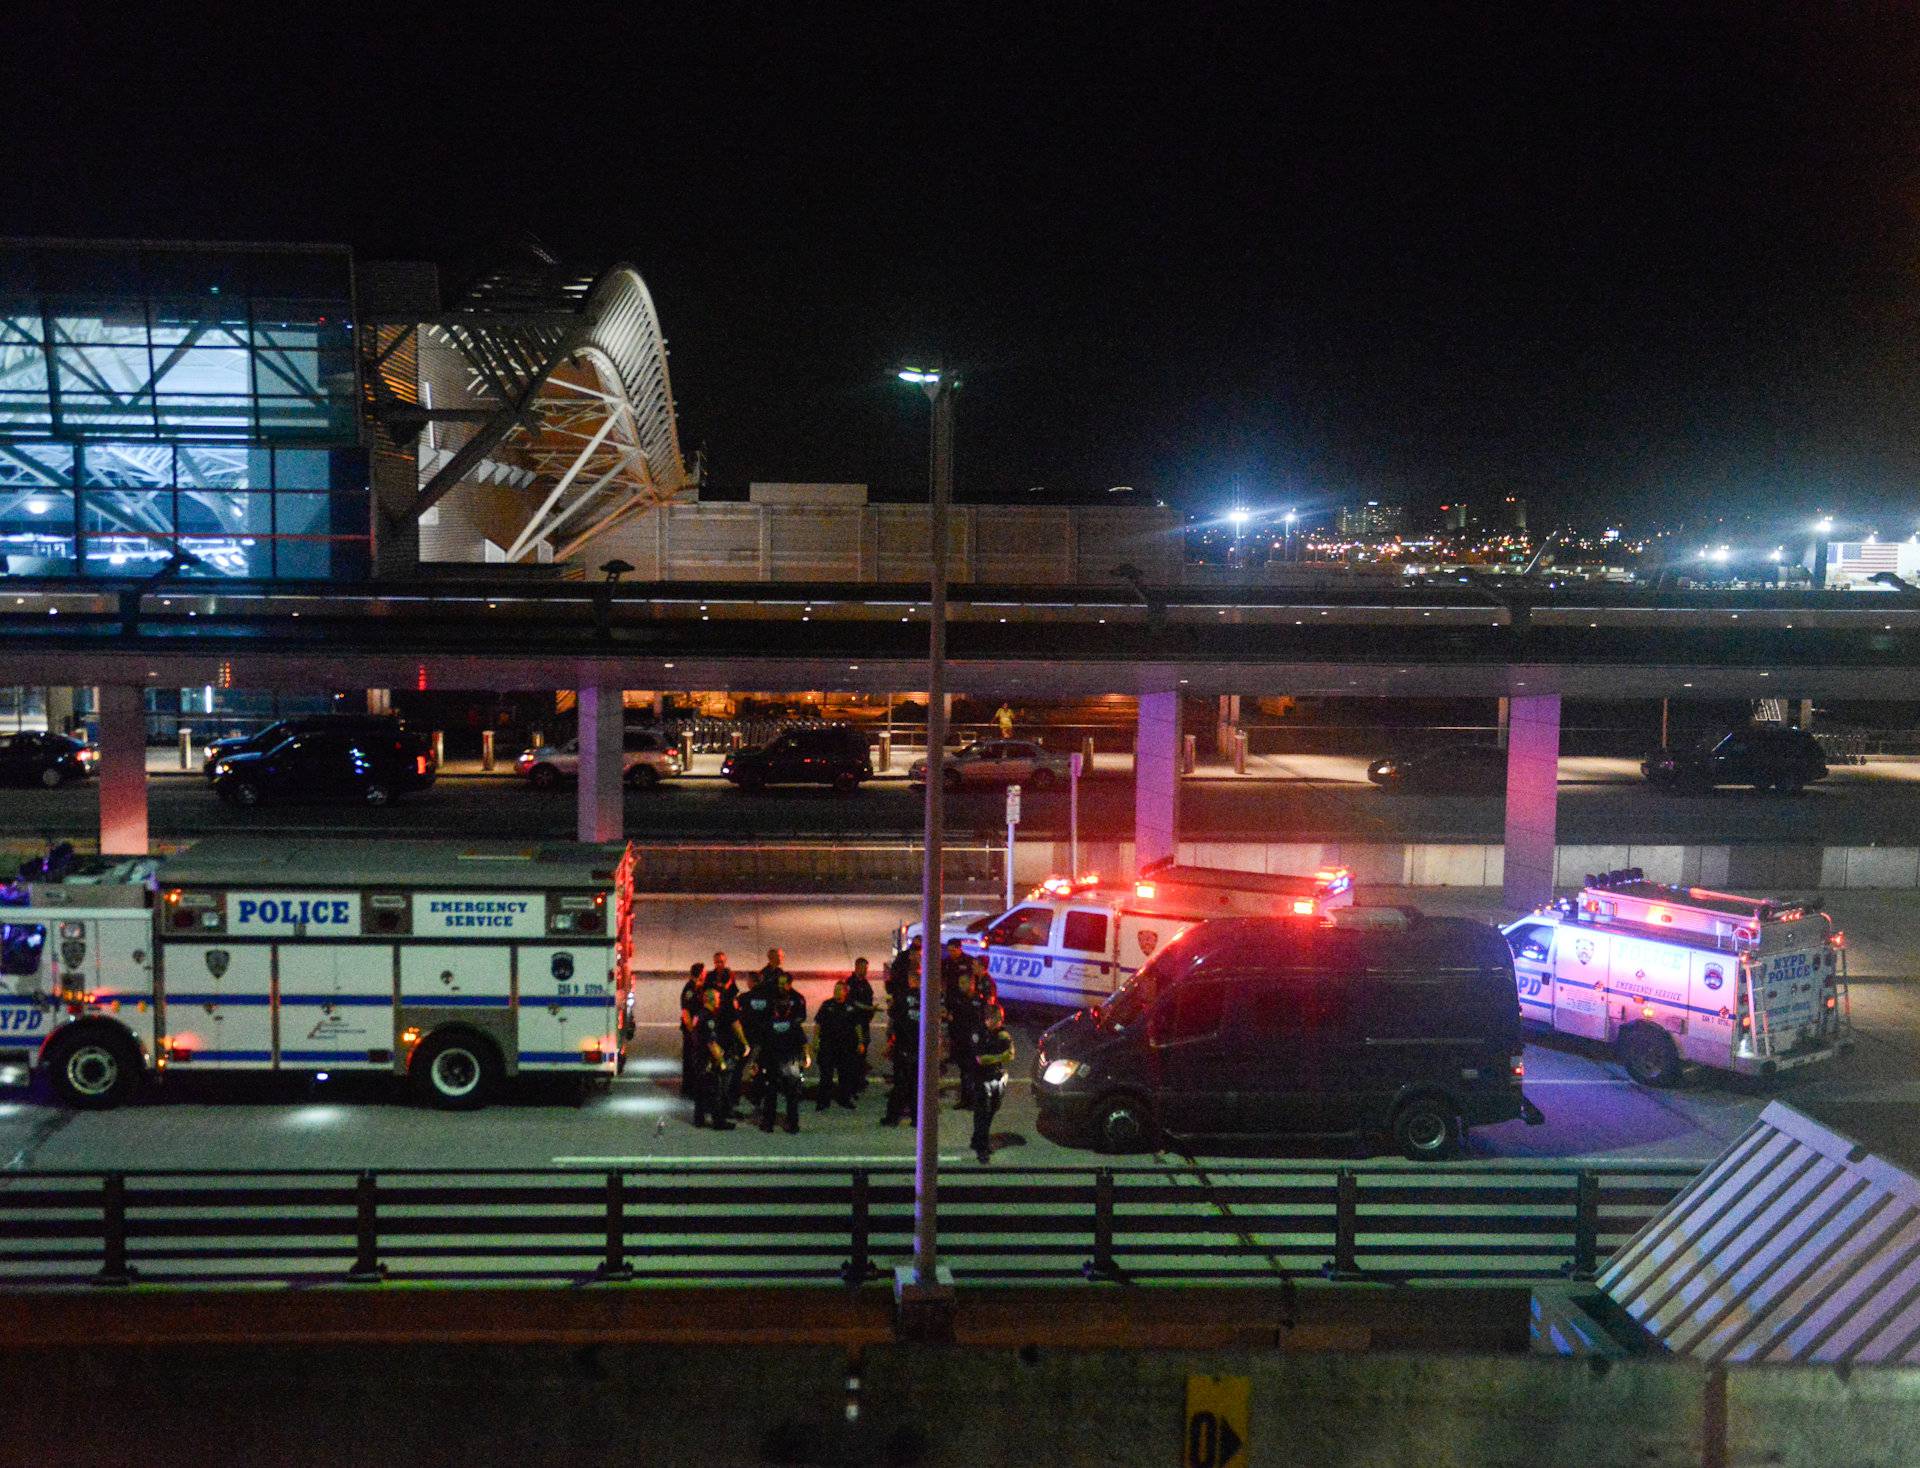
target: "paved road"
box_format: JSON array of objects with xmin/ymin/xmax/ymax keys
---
[
  {"xmin": 8, "ymin": 755, "xmax": 1920, "ymax": 845},
  {"xmin": 1, "ymin": 890, "xmax": 1913, "ymax": 1177}
]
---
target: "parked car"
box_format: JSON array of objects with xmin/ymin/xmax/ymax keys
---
[
  {"xmin": 211, "ymin": 730, "xmax": 437, "ymax": 808},
  {"xmin": 1365, "ymin": 743, "xmax": 1507, "ymax": 794},
  {"xmin": 908, "ymin": 739, "xmax": 1075, "ymax": 789},
  {"xmin": 0, "ymin": 732, "xmax": 96, "ymax": 787},
  {"xmin": 515, "ymin": 729, "xmax": 682, "ymax": 789},
  {"xmin": 203, "ymin": 714, "xmax": 409, "ymax": 779},
  {"xmin": 721, "ymin": 726, "xmax": 872, "ymax": 793},
  {"xmin": 1033, "ymin": 910, "xmax": 1539, "ymax": 1159},
  {"xmin": 1641, "ymin": 726, "xmax": 1828, "ymax": 794}
]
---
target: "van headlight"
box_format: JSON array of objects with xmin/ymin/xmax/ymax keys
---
[{"xmin": 1042, "ymin": 1059, "xmax": 1087, "ymax": 1086}]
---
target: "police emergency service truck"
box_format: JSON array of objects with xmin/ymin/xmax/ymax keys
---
[
  {"xmin": 900, "ymin": 859, "xmax": 1355, "ymax": 1010},
  {"xmin": 0, "ymin": 838, "xmax": 635, "ymax": 1109},
  {"xmin": 1501, "ymin": 868, "xmax": 1849, "ymax": 1086}
]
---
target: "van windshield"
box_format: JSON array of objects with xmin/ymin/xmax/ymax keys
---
[{"xmin": 1101, "ymin": 928, "xmax": 1202, "ymax": 1029}]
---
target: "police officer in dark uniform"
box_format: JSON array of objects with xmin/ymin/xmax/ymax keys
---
[
  {"xmin": 760, "ymin": 970, "xmax": 810, "ymax": 1133},
  {"xmin": 738, "ymin": 963, "xmax": 778, "ymax": 1109},
  {"xmin": 700, "ymin": 961, "xmax": 750, "ymax": 1119},
  {"xmin": 881, "ymin": 967, "xmax": 922, "ymax": 1126},
  {"xmin": 844, "ymin": 957, "xmax": 877, "ymax": 1095},
  {"xmin": 689, "ymin": 986, "xmax": 736, "ymax": 1130},
  {"xmin": 965, "ymin": 1001, "xmax": 1016, "ymax": 1163},
  {"xmin": 888, "ymin": 936, "xmax": 921, "ymax": 1009},
  {"xmin": 813, "ymin": 979, "xmax": 862, "ymax": 1110},
  {"xmin": 946, "ymin": 962, "xmax": 985, "ymax": 1109},
  {"xmin": 678, "ymin": 961, "xmax": 706, "ymax": 1093}
]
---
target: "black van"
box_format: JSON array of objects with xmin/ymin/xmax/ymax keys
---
[{"xmin": 1033, "ymin": 911, "xmax": 1542, "ymax": 1160}]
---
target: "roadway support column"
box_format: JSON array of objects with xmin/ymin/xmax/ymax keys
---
[
  {"xmin": 576, "ymin": 683, "xmax": 623, "ymax": 844},
  {"xmin": 97, "ymin": 685, "xmax": 148, "ymax": 856},
  {"xmin": 1502, "ymin": 693, "xmax": 1561, "ymax": 910},
  {"xmin": 1135, "ymin": 689, "xmax": 1181, "ymax": 869}
]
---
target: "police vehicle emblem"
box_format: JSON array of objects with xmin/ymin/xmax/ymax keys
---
[
  {"xmin": 1574, "ymin": 939, "xmax": 1595, "ymax": 966},
  {"xmin": 1138, "ymin": 930, "xmax": 1160, "ymax": 956},
  {"xmin": 1703, "ymin": 964, "xmax": 1724, "ymax": 991},
  {"xmin": 204, "ymin": 949, "xmax": 230, "ymax": 979},
  {"xmin": 551, "ymin": 953, "xmax": 575, "ymax": 982}
]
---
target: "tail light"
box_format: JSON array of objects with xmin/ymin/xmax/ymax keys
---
[
  {"xmin": 416, "ymin": 755, "xmax": 428, "ymax": 775},
  {"xmin": 1510, "ymin": 1054, "xmax": 1525, "ymax": 1079}
]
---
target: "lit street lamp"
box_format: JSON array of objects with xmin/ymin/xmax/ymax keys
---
[{"xmin": 896, "ymin": 363, "xmax": 956, "ymax": 1319}]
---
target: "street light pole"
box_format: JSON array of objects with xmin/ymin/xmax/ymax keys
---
[{"xmin": 900, "ymin": 366, "xmax": 955, "ymax": 1306}]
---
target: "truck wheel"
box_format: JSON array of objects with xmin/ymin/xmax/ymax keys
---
[
  {"xmin": 45, "ymin": 1028, "xmax": 141, "ymax": 1110},
  {"xmin": 1392, "ymin": 1095, "xmax": 1462, "ymax": 1160},
  {"xmin": 1618, "ymin": 1024, "xmax": 1682, "ymax": 1087},
  {"xmin": 410, "ymin": 1030, "xmax": 501, "ymax": 1111},
  {"xmin": 1092, "ymin": 1093, "xmax": 1156, "ymax": 1153}
]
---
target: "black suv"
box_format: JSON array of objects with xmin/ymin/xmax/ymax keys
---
[
  {"xmin": 721, "ymin": 726, "xmax": 872, "ymax": 793},
  {"xmin": 211, "ymin": 729, "xmax": 437, "ymax": 808},
  {"xmin": 1366, "ymin": 742, "xmax": 1507, "ymax": 794},
  {"xmin": 1642, "ymin": 726, "xmax": 1828, "ymax": 795},
  {"xmin": 203, "ymin": 714, "xmax": 410, "ymax": 779},
  {"xmin": 1034, "ymin": 912, "xmax": 1538, "ymax": 1160}
]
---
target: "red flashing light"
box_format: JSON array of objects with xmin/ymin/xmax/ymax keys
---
[
  {"xmin": 416, "ymin": 664, "xmax": 429, "ymax": 692},
  {"xmin": 1134, "ymin": 882, "xmax": 1156, "ymax": 900},
  {"xmin": 1831, "ymin": 931, "xmax": 1847, "ymax": 950},
  {"xmin": 1291, "ymin": 898, "xmax": 1315, "ymax": 915}
]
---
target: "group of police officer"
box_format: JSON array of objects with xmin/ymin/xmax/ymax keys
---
[{"xmin": 678, "ymin": 936, "xmax": 1016, "ymax": 1163}]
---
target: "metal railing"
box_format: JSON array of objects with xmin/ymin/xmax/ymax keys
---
[{"xmin": 0, "ymin": 1159, "xmax": 1697, "ymax": 1290}]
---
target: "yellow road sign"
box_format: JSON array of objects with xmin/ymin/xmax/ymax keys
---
[{"xmin": 1184, "ymin": 1374, "xmax": 1249, "ymax": 1468}]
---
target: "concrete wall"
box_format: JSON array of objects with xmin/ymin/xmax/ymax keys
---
[{"xmin": 18, "ymin": 1342, "xmax": 1918, "ymax": 1467}]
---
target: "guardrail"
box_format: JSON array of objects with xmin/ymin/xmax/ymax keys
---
[{"xmin": 0, "ymin": 1159, "xmax": 1697, "ymax": 1290}]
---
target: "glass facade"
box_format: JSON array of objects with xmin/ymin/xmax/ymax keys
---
[{"xmin": 0, "ymin": 241, "xmax": 369, "ymax": 579}]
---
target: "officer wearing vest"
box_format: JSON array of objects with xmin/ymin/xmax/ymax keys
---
[
  {"xmin": 678, "ymin": 961, "xmax": 706, "ymax": 1092},
  {"xmin": 813, "ymin": 979, "xmax": 863, "ymax": 1110},
  {"xmin": 689, "ymin": 986, "xmax": 735, "ymax": 1131},
  {"xmin": 844, "ymin": 957, "xmax": 877, "ymax": 1094},
  {"xmin": 966, "ymin": 1001, "xmax": 1016, "ymax": 1163},
  {"xmin": 881, "ymin": 967, "xmax": 923, "ymax": 1126},
  {"xmin": 738, "ymin": 961, "xmax": 779, "ymax": 1106},
  {"xmin": 760, "ymin": 970, "xmax": 810, "ymax": 1134}
]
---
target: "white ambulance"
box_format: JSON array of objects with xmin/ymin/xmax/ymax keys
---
[
  {"xmin": 0, "ymin": 838, "xmax": 634, "ymax": 1110},
  {"xmin": 1501, "ymin": 868, "xmax": 1849, "ymax": 1086},
  {"xmin": 901, "ymin": 859, "xmax": 1356, "ymax": 1010}
]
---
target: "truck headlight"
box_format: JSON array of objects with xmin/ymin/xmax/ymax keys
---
[{"xmin": 1042, "ymin": 1059, "xmax": 1087, "ymax": 1086}]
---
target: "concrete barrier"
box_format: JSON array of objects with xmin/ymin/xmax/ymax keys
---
[{"xmin": 18, "ymin": 1338, "xmax": 1916, "ymax": 1466}]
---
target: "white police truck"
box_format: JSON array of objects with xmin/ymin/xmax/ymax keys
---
[
  {"xmin": 900, "ymin": 859, "xmax": 1355, "ymax": 1010},
  {"xmin": 0, "ymin": 838, "xmax": 635, "ymax": 1109},
  {"xmin": 1501, "ymin": 868, "xmax": 1849, "ymax": 1086}
]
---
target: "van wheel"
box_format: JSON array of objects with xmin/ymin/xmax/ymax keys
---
[
  {"xmin": 45, "ymin": 1028, "xmax": 141, "ymax": 1110},
  {"xmin": 1392, "ymin": 1096, "xmax": 1462, "ymax": 1161},
  {"xmin": 1091, "ymin": 1093, "xmax": 1155, "ymax": 1153},
  {"xmin": 410, "ymin": 1030, "xmax": 501, "ymax": 1111},
  {"xmin": 1618, "ymin": 1023, "xmax": 1682, "ymax": 1087}
]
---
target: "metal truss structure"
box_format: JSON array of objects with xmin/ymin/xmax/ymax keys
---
[{"xmin": 367, "ymin": 259, "xmax": 694, "ymax": 566}]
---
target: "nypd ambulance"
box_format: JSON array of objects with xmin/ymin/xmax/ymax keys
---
[
  {"xmin": 0, "ymin": 838, "xmax": 635, "ymax": 1109},
  {"xmin": 900, "ymin": 859, "xmax": 1355, "ymax": 1010},
  {"xmin": 1501, "ymin": 869, "xmax": 1849, "ymax": 1085}
]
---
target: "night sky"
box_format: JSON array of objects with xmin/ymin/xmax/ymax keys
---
[{"xmin": 7, "ymin": 3, "xmax": 1920, "ymax": 528}]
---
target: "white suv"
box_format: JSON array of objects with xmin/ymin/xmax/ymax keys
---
[{"xmin": 516, "ymin": 729, "xmax": 682, "ymax": 790}]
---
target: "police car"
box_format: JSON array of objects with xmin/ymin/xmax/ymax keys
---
[
  {"xmin": 900, "ymin": 859, "xmax": 1355, "ymax": 1010},
  {"xmin": 1501, "ymin": 868, "xmax": 1850, "ymax": 1085}
]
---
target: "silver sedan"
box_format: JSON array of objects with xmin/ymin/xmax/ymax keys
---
[{"xmin": 909, "ymin": 739, "xmax": 1076, "ymax": 789}]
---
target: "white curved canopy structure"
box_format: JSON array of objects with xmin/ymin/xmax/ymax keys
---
[{"xmin": 375, "ymin": 258, "xmax": 694, "ymax": 566}]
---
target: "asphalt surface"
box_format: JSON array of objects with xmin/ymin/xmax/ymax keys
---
[
  {"xmin": 7, "ymin": 755, "xmax": 1920, "ymax": 845},
  {"xmin": 1, "ymin": 890, "xmax": 1913, "ymax": 1178}
]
